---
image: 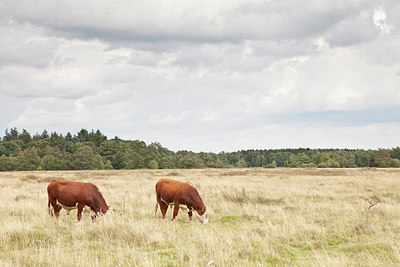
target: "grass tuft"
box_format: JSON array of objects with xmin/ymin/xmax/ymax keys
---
[
  {"xmin": 37, "ymin": 177, "xmax": 54, "ymax": 183},
  {"xmin": 254, "ymin": 195, "xmax": 284, "ymax": 205},
  {"xmin": 19, "ymin": 175, "xmax": 38, "ymax": 182},
  {"xmin": 222, "ymin": 188, "xmax": 249, "ymax": 204},
  {"xmin": 222, "ymin": 189, "xmax": 284, "ymax": 205}
]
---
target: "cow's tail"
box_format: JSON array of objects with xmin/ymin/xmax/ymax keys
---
[
  {"xmin": 48, "ymin": 198, "xmax": 51, "ymax": 216},
  {"xmin": 154, "ymin": 202, "xmax": 159, "ymax": 217}
]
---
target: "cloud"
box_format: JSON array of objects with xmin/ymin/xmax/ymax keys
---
[
  {"xmin": 373, "ymin": 8, "xmax": 393, "ymax": 34},
  {"xmin": 0, "ymin": 19, "xmax": 57, "ymax": 68},
  {"xmin": 1, "ymin": 1, "xmax": 400, "ymax": 151},
  {"xmin": 325, "ymin": 11, "xmax": 379, "ymax": 46},
  {"xmin": 0, "ymin": 0, "xmax": 372, "ymax": 44}
]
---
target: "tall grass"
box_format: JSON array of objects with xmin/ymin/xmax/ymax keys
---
[{"xmin": 1, "ymin": 168, "xmax": 400, "ymax": 266}]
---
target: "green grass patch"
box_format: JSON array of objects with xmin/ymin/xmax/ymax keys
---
[
  {"xmin": 7, "ymin": 229, "xmax": 55, "ymax": 250},
  {"xmin": 219, "ymin": 215, "xmax": 245, "ymax": 225},
  {"xmin": 274, "ymin": 243, "xmax": 298, "ymax": 263},
  {"xmin": 254, "ymin": 195, "xmax": 284, "ymax": 205}
]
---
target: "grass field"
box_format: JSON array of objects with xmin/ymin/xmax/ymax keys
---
[{"xmin": 1, "ymin": 168, "xmax": 400, "ymax": 266}]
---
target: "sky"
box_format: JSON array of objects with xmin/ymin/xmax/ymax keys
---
[{"xmin": 1, "ymin": 0, "xmax": 400, "ymax": 152}]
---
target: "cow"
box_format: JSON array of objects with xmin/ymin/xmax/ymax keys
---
[
  {"xmin": 155, "ymin": 178, "xmax": 208, "ymax": 224},
  {"xmin": 47, "ymin": 180, "xmax": 110, "ymax": 222}
]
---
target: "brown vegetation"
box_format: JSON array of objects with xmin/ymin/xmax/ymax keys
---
[{"xmin": 1, "ymin": 168, "xmax": 400, "ymax": 266}]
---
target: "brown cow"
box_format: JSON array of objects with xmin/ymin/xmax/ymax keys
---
[
  {"xmin": 155, "ymin": 178, "xmax": 208, "ymax": 223},
  {"xmin": 47, "ymin": 180, "xmax": 110, "ymax": 222}
]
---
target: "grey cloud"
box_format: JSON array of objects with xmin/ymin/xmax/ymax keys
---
[
  {"xmin": 385, "ymin": 1, "xmax": 400, "ymax": 30},
  {"xmin": 230, "ymin": 0, "xmax": 367, "ymax": 39},
  {"xmin": 325, "ymin": 13, "xmax": 380, "ymax": 46},
  {"xmin": 0, "ymin": 0, "xmax": 381, "ymax": 45},
  {"xmin": 0, "ymin": 20, "xmax": 57, "ymax": 68}
]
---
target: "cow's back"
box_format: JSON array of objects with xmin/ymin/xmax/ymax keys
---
[
  {"xmin": 156, "ymin": 178, "xmax": 192, "ymax": 203},
  {"xmin": 48, "ymin": 180, "xmax": 83, "ymax": 195},
  {"xmin": 47, "ymin": 179, "xmax": 57, "ymax": 195},
  {"xmin": 47, "ymin": 180, "xmax": 96, "ymax": 206}
]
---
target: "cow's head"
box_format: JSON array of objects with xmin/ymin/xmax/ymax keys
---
[
  {"xmin": 194, "ymin": 206, "xmax": 209, "ymax": 224},
  {"xmin": 100, "ymin": 205, "xmax": 111, "ymax": 215}
]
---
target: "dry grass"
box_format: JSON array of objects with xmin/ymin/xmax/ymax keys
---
[{"xmin": 1, "ymin": 168, "xmax": 400, "ymax": 266}]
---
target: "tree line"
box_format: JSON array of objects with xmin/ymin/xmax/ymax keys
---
[{"xmin": 0, "ymin": 128, "xmax": 399, "ymax": 171}]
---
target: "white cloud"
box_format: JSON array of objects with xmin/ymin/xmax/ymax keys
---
[
  {"xmin": 373, "ymin": 8, "xmax": 393, "ymax": 34},
  {"xmin": 147, "ymin": 111, "xmax": 193, "ymax": 126}
]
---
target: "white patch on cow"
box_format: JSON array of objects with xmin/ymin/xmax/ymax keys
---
[
  {"xmin": 179, "ymin": 204, "xmax": 188, "ymax": 211},
  {"xmin": 85, "ymin": 207, "xmax": 94, "ymax": 215},
  {"xmin": 56, "ymin": 200, "xmax": 78, "ymax": 211},
  {"xmin": 161, "ymin": 198, "xmax": 171, "ymax": 205},
  {"xmin": 88, "ymin": 208, "xmax": 96, "ymax": 217},
  {"xmin": 49, "ymin": 206, "xmax": 55, "ymax": 216},
  {"xmin": 56, "ymin": 200, "xmax": 92, "ymax": 214},
  {"xmin": 194, "ymin": 210, "xmax": 209, "ymax": 224}
]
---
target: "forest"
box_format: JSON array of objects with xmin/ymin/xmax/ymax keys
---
[{"xmin": 0, "ymin": 128, "xmax": 399, "ymax": 171}]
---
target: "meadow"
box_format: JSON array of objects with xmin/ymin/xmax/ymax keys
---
[{"xmin": 1, "ymin": 168, "xmax": 400, "ymax": 266}]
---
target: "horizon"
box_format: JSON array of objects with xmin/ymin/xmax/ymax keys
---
[{"xmin": 1, "ymin": 127, "xmax": 398, "ymax": 154}]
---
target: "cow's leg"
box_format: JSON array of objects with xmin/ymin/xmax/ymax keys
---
[
  {"xmin": 77, "ymin": 203, "xmax": 85, "ymax": 222},
  {"xmin": 154, "ymin": 203, "xmax": 159, "ymax": 217},
  {"xmin": 49, "ymin": 198, "xmax": 61, "ymax": 219},
  {"xmin": 89, "ymin": 207, "xmax": 97, "ymax": 221},
  {"xmin": 157, "ymin": 196, "xmax": 168, "ymax": 220},
  {"xmin": 48, "ymin": 197, "xmax": 51, "ymax": 216},
  {"xmin": 172, "ymin": 201, "xmax": 180, "ymax": 222},
  {"xmin": 187, "ymin": 205, "xmax": 193, "ymax": 223}
]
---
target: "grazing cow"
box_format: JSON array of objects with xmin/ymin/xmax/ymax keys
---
[
  {"xmin": 155, "ymin": 178, "xmax": 208, "ymax": 223},
  {"xmin": 47, "ymin": 180, "xmax": 110, "ymax": 222}
]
